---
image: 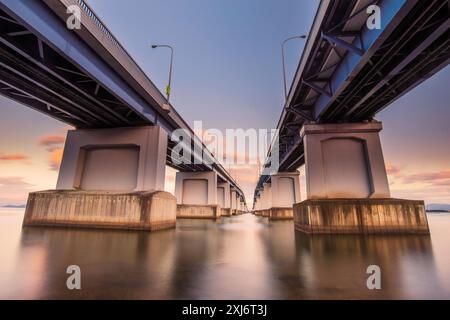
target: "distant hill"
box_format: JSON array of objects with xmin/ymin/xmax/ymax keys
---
[
  {"xmin": 1, "ymin": 204, "xmax": 26, "ymax": 208},
  {"xmin": 426, "ymin": 204, "xmax": 450, "ymax": 212}
]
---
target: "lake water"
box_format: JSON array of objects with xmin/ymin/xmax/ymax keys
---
[{"xmin": 1, "ymin": 208, "xmax": 449, "ymax": 299}]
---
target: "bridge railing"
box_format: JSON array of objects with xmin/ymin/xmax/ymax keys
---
[{"xmin": 59, "ymin": 0, "xmax": 168, "ymax": 105}]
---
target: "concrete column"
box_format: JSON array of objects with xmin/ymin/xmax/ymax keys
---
[
  {"xmin": 235, "ymin": 194, "xmax": 241, "ymax": 214},
  {"xmin": 254, "ymin": 195, "xmax": 261, "ymax": 214},
  {"xmin": 218, "ymin": 182, "xmax": 231, "ymax": 216},
  {"xmin": 271, "ymin": 172, "xmax": 301, "ymax": 207},
  {"xmin": 255, "ymin": 183, "xmax": 269, "ymax": 217},
  {"xmin": 262, "ymin": 183, "xmax": 272, "ymax": 216},
  {"xmin": 175, "ymin": 171, "xmax": 217, "ymax": 205},
  {"xmin": 240, "ymin": 200, "xmax": 245, "ymax": 213},
  {"xmin": 294, "ymin": 122, "xmax": 429, "ymax": 235},
  {"xmin": 175, "ymin": 171, "xmax": 220, "ymax": 219},
  {"xmin": 265, "ymin": 171, "xmax": 301, "ymax": 220},
  {"xmin": 258, "ymin": 188, "xmax": 265, "ymax": 213},
  {"xmin": 24, "ymin": 126, "xmax": 177, "ymax": 231},
  {"xmin": 301, "ymin": 121, "xmax": 390, "ymax": 199},
  {"xmin": 231, "ymin": 189, "xmax": 241, "ymax": 215},
  {"xmin": 57, "ymin": 126, "xmax": 167, "ymax": 191},
  {"xmin": 230, "ymin": 188, "xmax": 238, "ymax": 214}
]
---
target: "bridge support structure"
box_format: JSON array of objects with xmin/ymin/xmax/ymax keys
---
[
  {"xmin": 268, "ymin": 172, "xmax": 301, "ymax": 220},
  {"xmin": 254, "ymin": 173, "xmax": 301, "ymax": 220},
  {"xmin": 238, "ymin": 199, "xmax": 245, "ymax": 215},
  {"xmin": 293, "ymin": 122, "xmax": 429, "ymax": 234},
  {"xmin": 218, "ymin": 182, "xmax": 232, "ymax": 217},
  {"xmin": 23, "ymin": 126, "xmax": 177, "ymax": 231},
  {"xmin": 255, "ymin": 182, "xmax": 271, "ymax": 217},
  {"xmin": 252, "ymin": 194, "xmax": 260, "ymax": 215},
  {"xmin": 230, "ymin": 188, "xmax": 238, "ymax": 215},
  {"xmin": 175, "ymin": 171, "xmax": 220, "ymax": 219}
]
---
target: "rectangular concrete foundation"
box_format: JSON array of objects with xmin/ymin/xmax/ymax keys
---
[
  {"xmin": 177, "ymin": 205, "xmax": 220, "ymax": 219},
  {"xmin": 221, "ymin": 208, "xmax": 232, "ymax": 217},
  {"xmin": 294, "ymin": 199, "xmax": 430, "ymax": 234},
  {"xmin": 268, "ymin": 208, "xmax": 293, "ymax": 220},
  {"xmin": 254, "ymin": 210, "xmax": 269, "ymax": 217},
  {"xmin": 23, "ymin": 190, "xmax": 177, "ymax": 231}
]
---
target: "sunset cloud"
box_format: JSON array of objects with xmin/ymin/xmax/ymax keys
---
[
  {"xmin": 38, "ymin": 133, "xmax": 66, "ymax": 171},
  {"xmin": 386, "ymin": 163, "xmax": 402, "ymax": 177},
  {"xmin": 0, "ymin": 153, "xmax": 29, "ymax": 161},
  {"xmin": 39, "ymin": 134, "xmax": 66, "ymax": 151},
  {"xmin": 49, "ymin": 148, "xmax": 64, "ymax": 171},
  {"xmin": 402, "ymin": 170, "xmax": 450, "ymax": 187},
  {"xmin": 385, "ymin": 166, "xmax": 450, "ymax": 203}
]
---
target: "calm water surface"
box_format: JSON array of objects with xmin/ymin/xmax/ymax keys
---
[{"xmin": 1, "ymin": 209, "xmax": 449, "ymax": 299}]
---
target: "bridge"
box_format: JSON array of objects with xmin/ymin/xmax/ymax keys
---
[
  {"xmin": 252, "ymin": 0, "xmax": 449, "ymax": 233},
  {"xmin": 0, "ymin": 0, "xmax": 247, "ymax": 230},
  {"xmin": 1, "ymin": 0, "xmax": 448, "ymax": 234}
]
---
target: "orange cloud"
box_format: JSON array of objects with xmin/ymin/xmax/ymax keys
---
[
  {"xmin": 386, "ymin": 167, "xmax": 450, "ymax": 203},
  {"xmin": 49, "ymin": 148, "xmax": 64, "ymax": 171},
  {"xmin": 0, "ymin": 153, "xmax": 29, "ymax": 161},
  {"xmin": 386, "ymin": 163, "xmax": 402, "ymax": 177},
  {"xmin": 38, "ymin": 133, "xmax": 66, "ymax": 170},
  {"xmin": 39, "ymin": 134, "xmax": 66, "ymax": 151},
  {"xmin": 403, "ymin": 170, "xmax": 450, "ymax": 186}
]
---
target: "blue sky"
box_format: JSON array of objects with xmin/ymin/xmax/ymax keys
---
[{"xmin": 0, "ymin": 0, "xmax": 449, "ymax": 205}]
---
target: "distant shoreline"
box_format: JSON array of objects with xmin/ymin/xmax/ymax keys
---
[{"xmin": 1, "ymin": 205, "xmax": 26, "ymax": 209}]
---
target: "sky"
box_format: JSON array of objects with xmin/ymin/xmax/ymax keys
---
[{"xmin": 0, "ymin": 0, "xmax": 449, "ymax": 206}]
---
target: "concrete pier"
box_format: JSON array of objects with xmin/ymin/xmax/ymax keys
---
[
  {"xmin": 23, "ymin": 126, "xmax": 177, "ymax": 231},
  {"xmin": 253, "ymin": 172, "xmax": 301, "ymax": 220},
  {"xmin": 294, "ymin": 122, "xmax": 430, "ymax": 234},
  {"xmin": 218, "ymin": 182, "xmax": 232, "ymax": 217},
  {"xmin": 231, "ymin": 188, "xmax": 238, "ymax": 215},
  {"xmin": 24, "ymin": 190, "xmax": 177, "ymax": 230},
  {"xmin": 294, "ymin": 198, "xmax": 429, "ymax": 234},
  {"xmin": 176, "ymin": 204, "xmax": 221, "ymax": 219},
  {"xmin": 175, "ymin": 171, "xmax": 220, "ymax": 219}
]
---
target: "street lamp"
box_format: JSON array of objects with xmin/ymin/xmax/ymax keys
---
[
  {"xmin": 281, "ymin": 35, "xmax": 306, "ymax": 102},
  {"xmin": 151, "ymin": 44, "xmax": 174, "ymax": 103}
]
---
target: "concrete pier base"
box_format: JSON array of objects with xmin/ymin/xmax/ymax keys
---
[
  {"xmin": 177, "ymin": 204, "xmax": 220, "ymax": 219},
  {"xmin": 23, "ymin": 190, "xmax": 177, "ymax": 231},
  {"xmin": 294, "ymin": 198, "xmax": 430, "ymax": 234},
  {"xmin": 221, "ymin": 208, "xmax": 232, "ymax": 217},
  {"xmin": 255, "ymin": 210, "xmax": 269, "ymax": 217},
  {"xmin": 254, "ymin": 208, "xmax": 294, "ymax": 219},
  {"xmin": 268, "ymin": 207, "xmax": 294, "ymax": 220}
]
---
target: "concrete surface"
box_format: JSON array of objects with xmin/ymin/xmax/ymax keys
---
[
  {"xmin": 23, "ymin": 190, "xmax": 177, "ymax": 231},
  {"xmin": 294, "ymin": 198, "xmax": 430, "ymax": 234}
]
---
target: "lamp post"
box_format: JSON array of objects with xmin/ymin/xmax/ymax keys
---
[
  {"xmin": 151, "ymin": 44, "xmax": 174, "ymax": 102},
  {"xmin": 281, "ymin": 35, "xmax": 306, "ymax": 102}
]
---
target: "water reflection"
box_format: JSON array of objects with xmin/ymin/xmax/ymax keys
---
[{"xmin": 0, "ymin": 210, "xmax": 449, "ymax": 299}]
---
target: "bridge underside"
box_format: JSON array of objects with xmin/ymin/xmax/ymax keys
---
[
  {"xmin": 283, "ymin": 2, "xmax": 449, "ymax": 172},
  {"xmin": 0, "ymin": 5, "xmax": 218, "ymax": 174},
  {"xmin": 281, "ymin": 0, "xmax": 450, "ymax": 173},
  {"xmin": 253, "ymin": 0, "xmax": 448, "ymax": 234},
  {"xmin": 257, "ymin": 0, "xmax": 450, "ymax": 192}
]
